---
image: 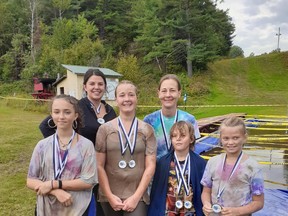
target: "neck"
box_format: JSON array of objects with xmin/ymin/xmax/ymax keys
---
[
  {"xmin": 87, "ymin": 96, "xmax": 101, "ymax": 107},
  {"xmin": 161, "ymin": 106, "xmax": 177, "ymax": 117},
  {"xmin": 226, "ymin": 151, "xmax": 242, "ymax": 162},
  {"xmin": 175, "ymin": 149, "xmax": 189, "ymax": 161},
  {"xmin": 119, "ymin": 113, "xmax": 135, "ymax": 122},
  {"xmin": 57, "ymin": 128, "xmax": 74, "ymax": 139}
]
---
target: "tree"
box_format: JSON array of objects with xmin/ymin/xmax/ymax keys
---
[
  {"xmin": 133, "ymin": 0, "xmax": 235, "ymax": 76},
  {"xmin": 228, "ymin": 45, "xmax": 244, "ymax": 58}
]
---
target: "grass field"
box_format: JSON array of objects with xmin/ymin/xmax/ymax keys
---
[
  {"xmin": 0, "ymin": 51, "xmax": 288, "ymax": 215},
  {"xmin": 0, "ymin": 103, "xmax": 46, "ymax": 215}
]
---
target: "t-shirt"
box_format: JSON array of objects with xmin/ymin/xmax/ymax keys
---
[
  {"xmin": 144, "ymin": 109, "xmax": 200, "ymax": 160},
  {"xmin": 201, "ymin": 153, "xmax": 264, "ymax": 208},
  {"xmin": 95, "ymin": 119, "xmax": 157, "ymax": 204},
  {"xmin": 166, "ymin": 160, "xmax": 196, "ymax": 216},
  {"xmin": 27, "ymin": 135, "xmax": 97, "ymax": 216}
]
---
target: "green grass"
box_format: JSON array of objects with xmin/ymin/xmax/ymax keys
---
[
  {"xmin": 0, "ymin": 51, "xmax": 288, "ymax": 214},
  {"xmin": 0, "ymin": 104, "xmax": 46, "ymax": 215}
]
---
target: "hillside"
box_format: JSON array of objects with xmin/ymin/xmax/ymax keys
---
[{"xmin": 207, "ymin": 51, "xmax": 288, "ymax": 105}]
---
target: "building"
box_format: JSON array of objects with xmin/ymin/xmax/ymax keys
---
[{"xmin": 53, "ymin": 64, "xmax": 122, "ymax": 101}]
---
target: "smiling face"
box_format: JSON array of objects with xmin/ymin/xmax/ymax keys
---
[
  {"xmin": 220, "ymin": 125, "xmax": 247, "ymax": 157},
  {"xmin": 84, "ymin": 75, "xmax": 106, "ymax": 102},
  {"xmin": 158, "ymin": 79, "xmax": 181, "ymax": 109},
  {"xmin": 115, "ymin": 82, "xmax": 137, "ymax": 115},
  {"xmin": 51, "ymin": 98, "xmax": 78, "ymax": 130}
]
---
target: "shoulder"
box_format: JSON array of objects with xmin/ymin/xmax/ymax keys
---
[
  {"xmin": 190, "ymin": 150, "xmax": 206, "ymax": 165},
  {"xmin": 138, "ymin": 119, "xmax": 156, "ymax": 135},
  {"xmin": 144, "ymin": 110, "xmax": 160, "ymax": 121},
  {"xmin": 207, "ymin": 153, "xmax": 223, "ymax": 165},
  {"xmin": 178, "ymin": 109, "xmax": 196, "ymax": 120}
]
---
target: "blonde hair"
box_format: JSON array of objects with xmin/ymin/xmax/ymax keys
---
[
  {"xmin": 115, "ymin": 80, "xmax": 138, "ymax": 97},
  {"xmin": 170, "ymin": 121, "xmax": 195, "ymax": 148},
  {"xmin": 219, "ymin": 116, "xmax": 247, "ymax": 135}
]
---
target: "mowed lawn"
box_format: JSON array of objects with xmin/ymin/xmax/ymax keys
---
[{"xmin": 0, "ymin": 104, "xmax": 46, "ymax": 215}]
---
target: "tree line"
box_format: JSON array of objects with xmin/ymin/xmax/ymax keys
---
[{"xmin": 0, "ymin": 0, "xmax": 235, "ymax": 83}]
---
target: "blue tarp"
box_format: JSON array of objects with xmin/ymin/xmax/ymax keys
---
[{"xmin": 254, "ymin": 189, "xmax": 288, "ymax": 216}]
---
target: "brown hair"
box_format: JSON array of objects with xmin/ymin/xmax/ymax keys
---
[
  {"xmin": 158, "ymin": 74, "xmax": 181, "ymax": 91},
  {"xmin": 50, "ymin": 94, "xmax": 83, "ymax": 132},
  {"xmin": 115, "ymin": 80, "xmax": 138, "ymax": 97},
  {"xmin": 219, "ymin": 116, "xmax": 247, "ymax": 135},
  {"xmin": 170, "ymin": 121, "xmax": 195, "ymax": 148}
]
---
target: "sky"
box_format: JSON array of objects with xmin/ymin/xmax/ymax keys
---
[{"xmin": 216, "ymin": 0, "xmax": 288, "ymax": 57}]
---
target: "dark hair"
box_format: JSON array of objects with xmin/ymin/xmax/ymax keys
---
[
  {"xmin": 170, "ymin": 121, "xmax": 195, "ymax": 148},
  {"xmin": 158, "ymin": 74, "xmax": 181, "ymax": 91},
  {"xmin": 220, "ymin": 116, "xmax": 247, "ymax": 135},
  {"xmin": 83, "ymin": 68, "xmax": 107, "ymax": 89},
  {"xmin": 115, "ymin": 80, "xmax": 138, "ymax": 97},
  {"xmin": 50, "ymin": 94, "xmax": 83, "ymax": 132}
]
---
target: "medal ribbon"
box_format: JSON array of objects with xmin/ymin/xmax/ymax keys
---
[
  {"xmin": 90, "ymin": 101, "xmax": 101, "ymax": 115},
  {"xmin": 216, "ymin": 151, "xmax": 243, "ymax": 201},
  {"xmin": 160, "ymin": 110, "xmax": 178, "ymax": 150},
  {"xmin": 53, "ymin": 130, "xmax": 75, "ymax": 180},
  {"xmin": 118, "ymin": 117, "xmax": 138, "ymax": 155},
  {"xmin": 174, "ymin": 152, "xmax": 191, "ymax": 196}
]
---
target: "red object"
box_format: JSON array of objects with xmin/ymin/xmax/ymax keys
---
[{"xmin": 31, "ymin": 77, "xmax": 56, "ymax": 100}]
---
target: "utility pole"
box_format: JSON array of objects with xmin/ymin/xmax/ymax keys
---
[{"xmin": 276, "ymin": 27, "xmax": 281, "ymax": 52}]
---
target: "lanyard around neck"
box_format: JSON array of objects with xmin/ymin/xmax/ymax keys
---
[
  {"xmin": 118, "ymin": 117, "xmax": 138, "ymax": 155},
  {"xmin": 174, "ymin": 152, "xmax": 191, "ymax": 196},
  {"xmin": 216, "ymin": 151, "xmax": 243, "ymax": 201},
  {"xmin": 53, "ymin": 130, "xmax": 75, "ymax": 180},
  {"xmin": 160, "ymin": 110, "xmax": 178, "ymax": 150}
]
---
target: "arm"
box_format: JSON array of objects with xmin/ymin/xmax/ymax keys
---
[
  {"xmin": 96, "ymin": 152, "xmax": 124, "ymax": 211},
  {"xmin": 221, "ymin": 194, "xmax": 264, "ymax": 216},
  {"xmin": 122, "ymin": 154, "xmax": 156, "ymax": 211},
  {"xmin": 27, "ymin": 178, "xmax": 74, "ymax": 206},
  {"xmin": 201, "ymin": 186, "xmax": 213, "ymax": 216}
]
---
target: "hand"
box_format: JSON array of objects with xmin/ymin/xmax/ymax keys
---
[
  {"xmin": 203, "ymin": 203, "xmax": 213, "ymax": 216},
  {"xmin": 221, "ymin": 207, "xmax": 240, "ymax": 216},
  {"xmin": 35, "ymin": 181, "xmax": 52, "ymax": 196},
  {"xmin": 54, "ymin": 190, "xmax": 73, "ymax": 207},
  {"xmin": 108, "ymin": 194, "xmax": 124, "ymax": 211},
  {"xmin": 122, "ymin": 194, "xmax": 139, "ymax": 212}
]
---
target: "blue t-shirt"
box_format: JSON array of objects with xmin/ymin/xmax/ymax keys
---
[{"xmin": 144, "ymin": 109, "xmax": 200, "ymax": 160}]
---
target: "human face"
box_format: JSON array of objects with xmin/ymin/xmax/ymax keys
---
[
  {"xmin": 171, "ymin": 125, "xmax": 192, "ymax": 155},
  {"xmin": 116, "ymin": 83, "xmax": 137, "ymax": 115},
  {"xmin": 220, "ymin": 126, "xmax": 247, "ymax": 157},
  {"xmin": 51, "ymin": 98, "xmax": 78, "ymax": 130},
  {"xmin": 84, "ymin": 75, "xmax": 106, "ymax": 102},
  {"xmin": 158, "ymin": 79, "xmax": 181, "ymax": 109}
]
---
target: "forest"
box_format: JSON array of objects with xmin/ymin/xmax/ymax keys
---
[{"xmin": 0, "ymin": 0, "xmax": 235, "ymax": 84}]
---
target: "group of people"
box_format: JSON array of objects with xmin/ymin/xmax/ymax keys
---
[{"xmin": 27, "ymin": 70, "xmax": 264, "ymax": 216}]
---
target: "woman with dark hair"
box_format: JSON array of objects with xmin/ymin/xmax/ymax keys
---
[
  {"xmin": 27, "ymin": 94, "xmax": 97, "ymax": 215},
  {"xmin": 39, "ymin": 68, "xmax": 117, "ymax": 215}
]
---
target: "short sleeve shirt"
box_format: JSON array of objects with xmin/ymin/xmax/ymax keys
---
[
  {"xmin": 144, "ymin": 109, "xmax": 200, "ymax": 160},
  {"xmin": 95, "ymin": 119, "xmax": 157, "ymax": 204},
  {"xmin": 201, "ymin": 154, "xmax": 264, "ymax": 207}
]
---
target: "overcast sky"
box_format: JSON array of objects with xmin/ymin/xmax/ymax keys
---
[{"xmin": 217, "ymin": 0, "xmax": 288, "ymax": 57}]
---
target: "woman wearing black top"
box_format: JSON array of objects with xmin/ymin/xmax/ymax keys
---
[{"xmin": 39, "ymin": 68, "xmax": 117, "ymax": 216}]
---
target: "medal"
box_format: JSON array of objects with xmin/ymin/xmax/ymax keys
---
[
  {"xmin": 97, "ymin": 118, "xmax": 105, "ymax": 124},
  {"xmin": 212, "ymin": 204, "xmax": 222, "ymax": 213},
  {"xmin": 118, "ymin": 117, "xmax": 138, "ymax": 169},
  {"xmin": 118, "ymin": 160, "xmax": 127, "ymax": 169},
  {"xmin": 184, "ymin": 201, "xmax": 192, "ymax": 209},
  {"xmin": 128, "ymin": 159, "xmax": 136, "ymax": 168},
  {"xmin": 175, "ymin": 200, "xmax": 183, "ymax": 209}
]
